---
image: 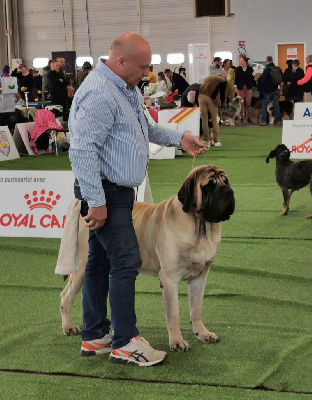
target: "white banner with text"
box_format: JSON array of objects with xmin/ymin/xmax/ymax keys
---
[
  {"xmin": 0, "ymin": 170, "xmax": 75, "ymax": 238},
  {"xmin": 282, "ymin": 120, "xmax": 312, "ymax": 159}
]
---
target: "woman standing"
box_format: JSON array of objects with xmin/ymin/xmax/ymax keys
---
[
  {"xmin": 222, "ymin": 59, "xmax": 235, "ymax": 104},
  {"xmin": 234, "ymin": 56, "xmax": 255, "ymax": 123},
  {"xmin": 11, "ymin": 63, "xmax": 34, "ymax": 101},
  {"xmin": 282, "ymin": 59, "xmax": 304, "ymax": 102},
  {"xmin": 297, "ymin": 55, "xmax": 312, "ymax": 95}
]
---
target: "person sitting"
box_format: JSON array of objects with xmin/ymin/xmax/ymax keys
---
[
  {"xmin": 156, "ymin": 71, "xmax": 168, "ymax": 94},
  {"xmin": 14, "ymin": 92, "xmax": 26, "ymax": 106},
  {"xmin": 0, "ymin": 65, "xmax": 10, "ymax": 86},
  {"xmin": 164, "ymin": 68, "xmax": 189, "ymax": 96}
]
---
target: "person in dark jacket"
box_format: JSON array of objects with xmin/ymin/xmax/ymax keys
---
[
  {"xmin": 258, "ymin": 56, "xmax": 281, "ymax": 126},
  {"xmin": 11, "ymin": 63, "xmax": 34, "ymax": 101},
  {"xmin": 46, "ymin": 60, "xmax": 68, "ymax": 112},
  {"xmin": 282, "ymin": 59, "xmax": 304, "ymax": 102},
  {"xmin": 164, "ymin": 69, "xmax": 189, "ymax": 95},
  {"xmin": 234, "ymin": 56, "xmax": 255, "ymax": 123},
  {"xmin": 181, "ymin": 83, "xmax": 201, "ymax": 107}
]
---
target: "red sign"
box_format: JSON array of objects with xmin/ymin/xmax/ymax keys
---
[{"xmin": 238, "ymin": 41, "xmax": 245, "ymax": 49}]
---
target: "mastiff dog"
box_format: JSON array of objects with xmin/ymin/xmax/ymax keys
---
[{"xmin": 60, "ymin": 165, "xmax": 235, "ymax": 351}]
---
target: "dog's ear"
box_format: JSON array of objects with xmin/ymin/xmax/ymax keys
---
[
  {"xmin": 178, "ymin": 172, "xmax": 197, "ymax": 213},
  {"xmin": 266, "ymin": 149, "xmax": 276, "ymax": 163}
]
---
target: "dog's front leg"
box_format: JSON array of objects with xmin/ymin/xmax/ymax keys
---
[
  {"xmin": 60, "ymin": 268, "xmax": 85, "ymax": 335},
  {"xmin": 188, "ymin": 274, "xmax": 219, "ymax": 343},
  {"xmin": 159, "ymin": 270, "xmax": 189, "ymax": 352},
  {"xmin": 281, "ymin": 189, "xmax": 292, "ymax": 215}
]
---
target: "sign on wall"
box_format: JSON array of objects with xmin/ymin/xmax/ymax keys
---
[
  {"xmin": 282, "ymin": 120, "xmax": 312, "ymax": 159},
  {"xmin": 0, "ymin": 171, "xmax": 75, "ymax": 238},
  {"xmin": 293, "ymin": 102, "xmax": 312, "ymax": 120},
  {"xmin": 0, "ymin": 126, "xmax": 20, "ymax": 161}
]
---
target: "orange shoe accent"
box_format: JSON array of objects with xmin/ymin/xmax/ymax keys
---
[
  {"xmin": 93, "ymin": 341, "xmax": 110, "ymax": 348},
  {"xmin": 82, "ymin": 341, "xmax": 98, "ymax": 351}
]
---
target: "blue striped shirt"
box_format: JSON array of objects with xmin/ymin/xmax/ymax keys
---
[{"xmin": 68, "ymin": 59, "xmax": 183, "ymax": 207}]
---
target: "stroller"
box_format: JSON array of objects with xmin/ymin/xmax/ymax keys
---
[{"xmin": 30, "ymin": 109, "xmax": 64, "ymax": 155}]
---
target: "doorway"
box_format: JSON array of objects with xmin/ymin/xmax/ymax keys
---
[{"xmin": 276, "ymin": 43, "xmax": 305, "ymax": 71}]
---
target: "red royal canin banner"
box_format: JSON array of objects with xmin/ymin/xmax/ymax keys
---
[{"xmin": 0, "ymin": 170, "xmax": 75, "ymax": 238}]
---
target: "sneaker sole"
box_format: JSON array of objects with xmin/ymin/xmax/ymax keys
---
[
  {"xmin": 109, "ymin": 354, "xmax": 165, "ymax": 367},
  {"xmin": 81, "ymin": 346, "xmax": 112, "ymax": 356}
]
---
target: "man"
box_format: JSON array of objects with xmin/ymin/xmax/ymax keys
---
[
  {"xmin": 181, "ymin": 83, "xmax": 201, "ymax": 107},
  {"xmin": 46, "ymin": 60, "xmax": 68, "ymax": 112},
  {"xmin": 198, "ymin": 71, "xmax": 227, "ymax": 148},
  {"xmin": 258, "ymin": 56, "xmax": 281, "ymax": 126},
  {"xmin": 69, "ymin": 32, "xmax": 204, "ymax": 367},
  {"xmin": 148, "ymin": 65, "xmax": 156, "ymax": 83},
  {"xmin": 210, "ymin": 57, "xmax": 221, "ymax": 76},
  {"xmin": 74, "ymin": 61, "xmax": 92, "ymax": 90},
  {"xmin": 164, "ymin": 68, "xmax": 189, "ymax": 96}
]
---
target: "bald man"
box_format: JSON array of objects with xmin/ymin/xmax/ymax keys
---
[{"xmin": 69, "ymin": 32, "xmax": 204, "ymax": 367}]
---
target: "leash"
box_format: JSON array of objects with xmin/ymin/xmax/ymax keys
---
[{"xmin": 191, "ymin": 148, "xmax": 208, "ymax": 170}]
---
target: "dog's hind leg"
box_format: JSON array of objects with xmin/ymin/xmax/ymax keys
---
[
  {"xmin": 188, "ymin": 273, "xmax": 219, "ymax": 344},
  {"xmin": 281, "ymin": 189, "xmax": 293, "ymax": 215}
]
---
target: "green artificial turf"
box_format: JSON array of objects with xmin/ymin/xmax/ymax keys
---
[{"xmin": 0, "ymin": 126, "xmax": 311, "ymax": 398}]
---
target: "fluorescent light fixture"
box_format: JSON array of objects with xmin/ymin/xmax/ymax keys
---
[
  {"xmin": 76, "ymin": 57, "xmax": 93, "ymax": 67},
  {"xmin": 167, "ymin": 53, "xmax": 185, "ymax": 65},
  {"xmin": 33, "ymin": 58, "xmax": 49, "ymax": 68},
  {"xmin": 151, "ymin": 54, "xmax": 161, "ymax": 64}
]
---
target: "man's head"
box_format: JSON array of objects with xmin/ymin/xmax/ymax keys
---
[
  {"xmin": 57, "ymin": 57, "xmax": 66, "ymax": 70},
  {"xmin": 164, "ymin": 69, "xmax": 172, "ymax": 79},
  {"xmin": 105, "ymin": 32, "xmax": 152, "ymax": 88},
  {"xmin": 51, "ymin": 60, "xmax": 61, "ymax": 72},
  {"xmin": 82, "ymin": 61, "xmax": 92, "ymax": 71},
  {"xmin": 217, "ymin": 70, "xmax": 227, "ymax": 81},
  {"xmin": 212, "ymin": 57, "xmax": 221, "ymax": 68},
  {"xmin": 266, "ymin": 56, "xmax": 273, "ymax": 65},
  {"xmin": 292, "ymin": 59, "xmax": 300, "ymax": 69},
  {"xmin": 149, "ymin": 65, "xmax": 153, "ymax": 72}
]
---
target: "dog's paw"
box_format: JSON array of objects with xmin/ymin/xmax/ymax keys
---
[
  {"xmin": 280, "ymin": 210, "xmax": 288, "ymax": 216},
  {"xmin": 63, "ymin": 325, "xmax": 81, "ymax": 336},
  {"xmin": 307, "ymin": 215, "xmax": 312, "ymax": 219},
  {"xmin": 195, "ymin": 331, "xmax": 219, "ymax": 344},
  {"xmin": 169, "ymin": 339, "xmax": 190, "ymax": 352}
]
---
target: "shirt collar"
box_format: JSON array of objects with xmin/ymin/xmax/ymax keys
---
[{"xmin": 96, "ymin": 58, "xmax": 129, "ymax": 91}]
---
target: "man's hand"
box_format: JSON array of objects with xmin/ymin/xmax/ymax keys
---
[
  {"xmin": 180, "ymin": 131, "xmax": 204, "ymax": 156},
  {"xmin": 84, "ymin": 205, "xmax": 107, "ymax": 230}
]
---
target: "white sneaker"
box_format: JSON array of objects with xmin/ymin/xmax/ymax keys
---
[
  {"xmin": 214, "ymin": 141, "xmax": 222, "ymax": 147},
  {"xmin": 109, "ymin": 336, "xmax": 167, "ymax": 367},
  {"xmin": 81, "ymin": 330, "xmax": 114, "ymax": 356}
]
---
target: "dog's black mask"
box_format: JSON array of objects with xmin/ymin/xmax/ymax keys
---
[
  {"xmin": 266, "ymin": 144, "xmax": 290, "ymax": 164},
  {"xmin": 177, "ymin": 167, "xmax": 235, "ymax": 223}
]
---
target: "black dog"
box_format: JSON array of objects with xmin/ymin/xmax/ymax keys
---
[{"xmin": 266, "ymin": 144, "xmax": 312, "ymax": 216}]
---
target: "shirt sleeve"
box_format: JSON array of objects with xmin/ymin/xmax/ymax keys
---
[
  {"xmin": 148, "ymin": 123, "xmax": 183, "ymax": 147},
  {"xmin": 69, "ymin": 89, "xmax": 115, "ymax": 207},
  {"xmin": 297, "ymin": 66, "xmax": 312, "ymax": 86}
]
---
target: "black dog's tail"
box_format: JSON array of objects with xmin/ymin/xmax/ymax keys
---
[
  {"xmin": 266, "ymin": 150, "xmax": 276, "ymax": 163},
  {"xmin": 310, "ymin": 177, "xmax": 312, "ymax": 196}
]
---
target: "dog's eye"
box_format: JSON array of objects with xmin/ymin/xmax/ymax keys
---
[{"xmin": 202, "ymin": 180, "xmax": 215, "ymax": 193}]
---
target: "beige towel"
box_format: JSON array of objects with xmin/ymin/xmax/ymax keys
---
[{"xmin": 55, "ymin": 198, "xmax": 81, "ymax": 275}]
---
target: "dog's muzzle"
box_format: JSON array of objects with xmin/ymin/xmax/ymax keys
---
[{"xmin": 204, "ymin": 186, "xmax": 235, "ymax": 223}]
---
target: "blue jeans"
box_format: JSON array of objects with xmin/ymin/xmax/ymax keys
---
[
  {"xmin": 74, "ymin": 182, "xmax": 141, "ymax": 349},
  {"xmin": 261, "ymin": 89, "xmax": 281, "ymax": 122}
]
